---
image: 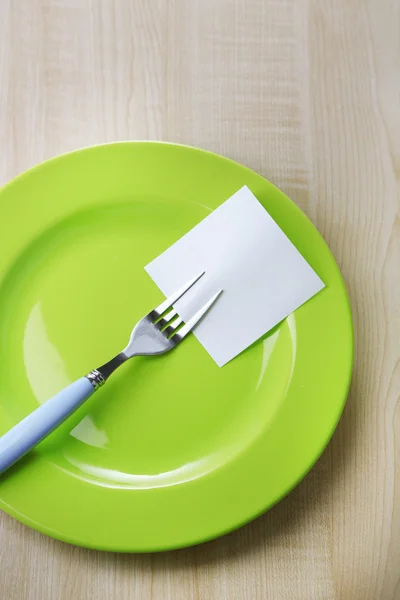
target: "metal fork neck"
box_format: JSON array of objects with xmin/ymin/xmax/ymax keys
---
[{"xmin": 87, "ymin": 352, "xmax": 128, "ymax": 386}]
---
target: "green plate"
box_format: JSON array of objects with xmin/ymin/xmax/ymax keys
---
[{"xmin": 0, "ymin": 142, "xmax": 353, "ymax": 551}]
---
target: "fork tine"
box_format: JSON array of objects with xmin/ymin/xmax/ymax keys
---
[
  {"xmin": 164, "ymin": 315, "xmax": 183, "ymax": 337},
  {"xmin": 151, "ymin": 272, "xmax": 205, "ymax": 319},
  {"xmin": 155, "ymin": 308, "xmax": 178, "ymax": 330},
  {"xmin": 172, "ymin": 290, "xmax": 222, "ymax": 341}
]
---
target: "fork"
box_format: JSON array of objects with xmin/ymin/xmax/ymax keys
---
[{"xmin": 0, "ymin": 272, "xmax": 221, "ymax": 475}]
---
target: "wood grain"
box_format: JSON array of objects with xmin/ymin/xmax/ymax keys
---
[{"xmin": 0, "ymin": 0, "xmax": 399, "ymax": 598}]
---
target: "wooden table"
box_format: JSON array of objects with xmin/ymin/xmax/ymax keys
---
[{"xmin": 0, "ymin": 1, "xmax": 399, "ymax": 599}]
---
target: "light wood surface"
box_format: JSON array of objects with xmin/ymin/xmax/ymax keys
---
[{"xmin": 0, "ymin": 1, "xmax": 399, "ymax": 599}]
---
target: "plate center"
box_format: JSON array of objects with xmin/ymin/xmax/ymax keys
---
[{"xmin": 0, "ymin": 201, "xmax": 294, "ymax": 488}]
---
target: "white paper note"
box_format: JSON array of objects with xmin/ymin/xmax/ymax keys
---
[{"xmin": 145, "ymin": 186, "xmax": 324, "ymax": 366}]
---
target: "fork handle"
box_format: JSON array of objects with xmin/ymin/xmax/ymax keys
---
[{"xmin": 0, "ymin": 377, "xmax": 96, "ymax": 475}]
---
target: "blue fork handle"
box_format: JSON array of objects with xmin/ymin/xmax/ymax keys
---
[{"xmin": 0, "ymin": 377, "xmax": 95, "ymax": 475}]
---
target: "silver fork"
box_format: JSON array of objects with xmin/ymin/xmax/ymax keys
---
[{"xmin": 0, "ymin": 272, "xmax": 221, "ymax": 475}]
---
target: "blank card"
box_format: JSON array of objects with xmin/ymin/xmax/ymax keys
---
[{"xmin": 145, "ymin": 186, "xmax": 324, "ymax": 366}]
